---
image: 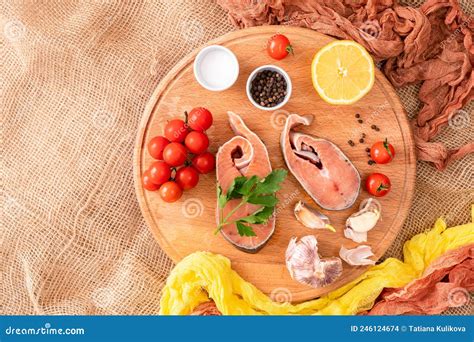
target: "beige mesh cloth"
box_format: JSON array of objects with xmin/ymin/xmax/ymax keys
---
[{"xmin": 1, "ymin": 0, "xmax": 472, "ymax": 315}]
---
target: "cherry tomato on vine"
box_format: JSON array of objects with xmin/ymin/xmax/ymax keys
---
[
  {"xmin": 148, "ymin": 136, "xmax": 170, "ymax": 160},
  {"xmin": 159, "ymin": 181, "xmax": 183, "ymax": 203},
  {"xmin": 175, "ymin": 166, "xmax": 200, "ymax": 190},
  {"xmin": 142, "ymin": 170, "xmax": 160, "ymax": 191},
  {"xmin": 185, "ymin": 131, "xmax": 209, "ymax": 154},
  {"xmin": 267, "ymin": 34, "xmax": 293, "ymax": 60},
  {"xmin": 164, "ymin": 119, "xmax": 188, "ymax": 143},
  {"xmin": 163, "ymin": 142, "xmax": 187, "ymax": 167},
  {"xmin": 366, "ymin": 173, "xmax": 391, "ymax": 197},
  {"xmin": 370, "ymin": 139, "xmax": 395, "ymax": 164},
  {"xmin": 192, "ymin": 152, "xmax": 215, "ymax": 174},
  {"xmin": 187, "ymin": 107, "xmax": 213, "ymax": 131},
  {"xmin": 149, "ymin": 161, "xmax": 171, "ymax": 185}
]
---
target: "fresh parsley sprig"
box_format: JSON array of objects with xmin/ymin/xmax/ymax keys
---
[{"xmin": 215, "ymin": 169, "xmax": 287, "ymax": 237}]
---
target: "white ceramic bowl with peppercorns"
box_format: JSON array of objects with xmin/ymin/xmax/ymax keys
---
[{"xmin": 246, "ymin": 65, "xmax": 292, "ymax": 111}]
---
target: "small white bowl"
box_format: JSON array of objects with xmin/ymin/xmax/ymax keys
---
[
  {"xmin": 246, "ymin": 65, "xmax": 292, "ymax": 111},
  {"xmin": 193, "ymin": 45, "xmax": 239, "ymax": 92}
]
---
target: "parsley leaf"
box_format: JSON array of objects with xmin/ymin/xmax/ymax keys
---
[
  {"xmin": 238, "ymin": 175, "xmax": 259, "ymax": 196},
  {"xmin": 247, "ymin": 194, "xmax": 278, "ymax": 206},
  {"xmin": 226, "ymin": 176, "xmax": 247, "ymax": 200},
  {"xmin": 254, "ymin": 169, "xmax": 288, "ymax": 195},
  {"xmin": 217, "ymin": 186, "xmax": 227, "ymax": 209},
  {"xmin": 236, "ymin": 221, "xmax": 257, "ymax": 237},
  {"xmin": 215, "ymin": 169, "xmax": 287, "ymax": 237},
  {"xmin": 238, "ymin": 206, "xmax": 275, "ymax": 224}
]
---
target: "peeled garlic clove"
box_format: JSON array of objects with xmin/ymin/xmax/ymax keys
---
[
  {"xmin": 294, "ymin": 201, "xmax": 335, "ymax": 232},
  {"xmin": 339, "ymin": 245, "xmax": 375, "ymax": 266},
  {"xmin": 346, "ymin": 198, "xmax": 381, "ymax": 233},
  {"xmin": 285, "ymin": 235, "xmax": 343, "ymax": 288},
  {"xmin": 344, "ymin": 228, "xmax": 367, "ymax": 243}
]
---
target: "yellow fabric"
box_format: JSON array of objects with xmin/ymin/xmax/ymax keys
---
[{"xmin": 160, "ymin": 205, "xmax": 474, "ymax": 315}]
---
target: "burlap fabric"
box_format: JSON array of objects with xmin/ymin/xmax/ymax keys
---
[{"xmin": 1, "ymin": 0, "xmax": 472, "ymax": 315}]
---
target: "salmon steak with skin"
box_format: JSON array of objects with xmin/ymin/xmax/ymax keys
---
[
  {"xmin": 281, "ymin": 114, "xmax": 360, "ymax": 210},
  {"xmin": 216, "ymin": 111, "xmax": 274, "ymax": 253}
]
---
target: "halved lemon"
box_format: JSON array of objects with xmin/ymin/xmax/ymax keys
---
[{"xmin": 311, "ymin": 40, "xmax": 375, "ymax": 105}]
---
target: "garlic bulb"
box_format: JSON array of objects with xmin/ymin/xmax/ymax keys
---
[
  {"xmin": 285, "ymin": 235, "xmax": 342, "ymax": 288},
  {"xmin": 344, "ymin": 198, "xmax": 381, "ymax": 242},
  {"xmin": 294, "ymin": 201, "xmax": 335, "ymax": 232},
  {"xmin": 339, "ymin": 245, "xmax": 375, "ymax": 266}
]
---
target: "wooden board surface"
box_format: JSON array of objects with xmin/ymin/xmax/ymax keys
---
[{"xmin": 134, "ymin": 26, "xmax": 416, "ymax": 302}]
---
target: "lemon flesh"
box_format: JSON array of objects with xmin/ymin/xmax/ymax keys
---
[{"xmin": 311, "ymin": 40, "xmax": 375, "ymax": 105}]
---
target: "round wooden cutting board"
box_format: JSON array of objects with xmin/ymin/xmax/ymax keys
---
[{"xmin": 134, "ymin": 26, "xmax": 416, "ymax": 302}]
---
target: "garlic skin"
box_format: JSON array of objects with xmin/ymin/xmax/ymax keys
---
[
  {"xmin": 345, "ymin": 198, "xmax": 381, "ymax": 242},
  {"xmin": 339, "ymin": 245, "xmax": 375, "ymax": 266},
  {"xmin": 285, "ymin": 235, "xmax": 343, "ymax": 288},
  {"xmin": 294, "ymin": 201, "xmax": 336, "ymax": 232}
]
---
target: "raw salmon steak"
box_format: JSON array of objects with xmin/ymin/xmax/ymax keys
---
[
  {"xmin": 216, "ymin": 111, "xmax": 274, "ymax": 253},
  {"xmin": 280, "ymin": 114, "xmax": 360, "ymax": 210}
]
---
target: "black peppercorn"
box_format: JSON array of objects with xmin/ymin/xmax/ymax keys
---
[{"xmin": 250, "ymin": 69, "xmax": 287, "ymax": 108}]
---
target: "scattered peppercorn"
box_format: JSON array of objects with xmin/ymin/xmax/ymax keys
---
[
  {"xmin": 348, "ymin": 140, "xmax": 355, "ymax": 146},
  {"xmin": 375, "ymin": 127, "xmax": 380, "ymax": 131},
  {"xmin": 359, "ymin": 138, "xmax": 365, "ymax": 143},
  {"xmin": 250, "ymin": 70, "xmax": 287, "ymax": 108},
  {"xmin": 371, "ymin": 124, "xmax": 376, "ymax": 130},
  {"xmin": 365, "ymin": 147, "xmax": 370, "ymax": 152},
  {"xmin": 358, "ymin": 119, "xmax": 363, "ymax": 124},
  {"xmin": 361, "ymin": 133, "xmax": 366, "ymax": 138},
  {"xmin": 355, "ymin": 113, "xmax": 360, "ymax": 118},
  {"xmin": 368, "ymin": 160, "xmax": 375, "ymax": 165}
]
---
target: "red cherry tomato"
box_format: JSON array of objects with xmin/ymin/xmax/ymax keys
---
[
  {"xmin": 142, "ymin": 170, "xmax": 160, "ymax": 191},
  {"xmin": 164, "ymin": 119, "xmax": 188, "ymax": 143},
  {"xmin": 370, "ymin": 138, "xmax": 395, "ymax": 164},
  {"xmin": 366, "ymin": 173, "xmax": 391, "ymax": 197},
  {"xmin": 185, "ymin": 131, "xmax": 209, "ymax": 154},
  {"xmin": 148, "ymin": 136, "xmax": 169, "ymax": 160},
  {"xmin": 149, "ymin": 161, "xmax": 172, "ymax": 185},
  {"xmin": 163, "ymin": 142, "xmax": 187, "ymax": 167},
  {"xmin": 187, "ymin": 107, "xmax": 213, "ymax": 131},
  {"xmin": 175, "ymin": 166, "xmax": 200, "ymax": 190},
  {"xmin": 159, "ymin": 181, "xmax": 183, "ymax": 203},
  {"xmin": 267, "ymin": 34, "xmax": 293, "ymax": 60},
  {"xmin": 192, "ymin": 152, "xmax": 215, "ymax": 174}
]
